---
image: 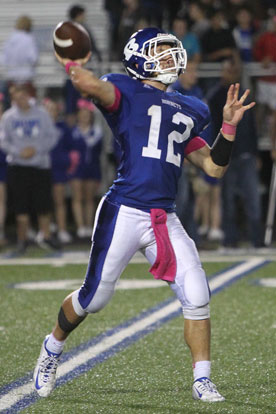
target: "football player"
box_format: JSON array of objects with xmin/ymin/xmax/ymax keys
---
[{"xmin": 34, "ymin": 27, "xmax": 255, "ymax": 401}]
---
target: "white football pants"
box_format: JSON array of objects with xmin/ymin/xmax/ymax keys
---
[{"xmin": 72, "ymin": 196, "xmax": 210, "ymax": 320}]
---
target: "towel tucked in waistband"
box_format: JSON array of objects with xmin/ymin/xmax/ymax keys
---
[{"xmin": 149, "ymin": 208, "xmax": 176, "ymax": 283}]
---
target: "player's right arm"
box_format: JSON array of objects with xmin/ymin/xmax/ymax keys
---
[
  {"xmin": 54, "ymin": 52, "xmax": 116, "ymax": 108},
  {"xmin": 68, "ymin": 66, "xmax": 115, "ymax": 107}
]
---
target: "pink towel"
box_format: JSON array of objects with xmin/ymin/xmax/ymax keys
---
[{"xmin": 149, "ymin": 209, "xmax": 177, "ymax": 282}]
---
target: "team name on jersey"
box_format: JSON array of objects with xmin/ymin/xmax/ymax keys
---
[{"xmin": 161, "ymin": 99, "xmax": 181, "ymax": 110}]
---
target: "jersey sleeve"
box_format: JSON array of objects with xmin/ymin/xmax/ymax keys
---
[
  {"xmin": 99, "ymin": 73, "xmax": 137, "ymax": 113},
  {"xmin": 96, "ymin": 74, "xmax": 137, "ymax": 142},
  {"xmin": 0, "ymin": 112, "xmax": 19, "ymax": 157},
  {"xmin": 188, "ymin": 100, "xmax": 211, "ymax": 154},
  {"xmin": 191, "ymin": 97, "xmax": 211, "ymax": 136}
]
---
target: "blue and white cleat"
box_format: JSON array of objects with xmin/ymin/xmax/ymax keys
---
[
  {"xmin": 192, "ymin": 377, "xmax": 225, "ymax": 402},
  {"xmin": 33, "ymin": 335, "xmax": 61, "ymax": 397}
]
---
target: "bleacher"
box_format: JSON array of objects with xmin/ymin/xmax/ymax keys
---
[{"xmin": 0, "ymin": 0, "xmax": 109, "ymax": 89}]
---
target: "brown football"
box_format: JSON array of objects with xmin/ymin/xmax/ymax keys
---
[{"xmin": 53, "ymin": 21, "xmax": 91, "ymax": 60}]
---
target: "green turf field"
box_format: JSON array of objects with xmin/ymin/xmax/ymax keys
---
[{"xmin": 0, "ymin": 258, "xmax": 275, "ymax": 413}]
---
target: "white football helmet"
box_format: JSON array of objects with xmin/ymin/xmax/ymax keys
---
[{"xmin": 123, "ymin": 27, "xmax": 187, "ymax": 85}]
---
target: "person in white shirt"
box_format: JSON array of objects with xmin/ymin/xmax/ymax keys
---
[
  {"xmin": 1, "ymin": 15, "xmax": 39, "ymax": 106},
  {"xmin": 0, "ymin": 84, "xmax": 58, "ymax": 254}
]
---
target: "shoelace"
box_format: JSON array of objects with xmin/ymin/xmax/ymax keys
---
[
  {"xmin": 197, "ymin": 379, "xmax": 218, "ymax": 394},
  {"xmin": 40, "ymin": 355, "xmax": 59, "ymax": 383}
]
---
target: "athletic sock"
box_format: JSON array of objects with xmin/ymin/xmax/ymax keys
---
[
  {"xmin": 193, "ymin": 360, "xmax": 211, "ymax": 381},
  {"xmin": 45, "ymin": 333, "xmax": 65, "ymax": 356}
]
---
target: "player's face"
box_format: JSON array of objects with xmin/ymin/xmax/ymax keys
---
[{"xmin": 154, "ymin": 43, "xmax": 174, "ymax": 70}]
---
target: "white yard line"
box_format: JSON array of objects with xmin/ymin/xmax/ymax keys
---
[
  {"xmin": 0, "ymin": 258, "xmax": 267, "ymax": 412},
  {"xmin": 0, "ymin": 300, "xmax": 180, "ymax": 411},
  {"xmin": 209, "ymin": 258, "xmax": 265, "ymax": 290},
  {"xmin": 0, "ymin": 248, "xmax": 275, "ymax": 266}
]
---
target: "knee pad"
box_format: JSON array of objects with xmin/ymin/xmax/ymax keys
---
[
  {"xmin": 170, "ymin": 265, "xmax": 210, "ymax": 319},
  {"xmin": 83, "ymin": 281, "xmax": 115, "ymax": 314},
  {"xmin": 72, "ymin": 281, "xmax": 116, "ymax": 315},
  {"xmin": 72, "ymin": 289, "xmax": 87, "ymax": 317},
  {"xmin": 182, "ymin": 304, "xmax": 210, "ymax": 320},
  {"xmin": 184, "ymin": 265, "xmax": 210, "ymax": 307}
]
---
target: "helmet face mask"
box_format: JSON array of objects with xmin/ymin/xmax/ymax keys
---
[{"xmin": 123, "ymin": 28, "xmax": 187, "ymax": 85}]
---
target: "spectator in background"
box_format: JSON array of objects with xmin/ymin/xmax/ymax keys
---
[
  {"xmin": 254, "ymin": 15, "xmax": 276, "ymax": 161},
  {"xmin": 140, "ymin": 0, "xmax": 164, "ymax": 27},
  {"xmin": 68, "ymin": 4, "xmax": 102, "ymax": 62},
  {"xmin": 43, "ymin": 98, "xmax": 76, "ymax": 245},
  {"xmin": 0, "ymin": 15, "xmax": 38, "ymax": 109},
  {"xmin": 172, "ymin": 16, "xmax": 201, "ymax": 63},
  {"xmin": 169, "ymin": 62, "xmax": 202, "ymax": 244},
  {"xmin": 232, "ymin": 6, "xmax": 256, "ymax": 62},
  {"xmin": 171, "ymin": 62, "xmax": 223, "ymax": 243},
  {"xmin": 134, "ymin": 16, "xmax": 151, "ymax": 31},
  {"xmin": 169, "ymin": 61, "xmax": 203, "ymax": 97},
  {"xmin": 0, "ymin": 85, "xmax": 58, "ymax": 254},
  {"xmin": 193, "ymin": 168, "xmax": 223, "ymax": 242},
  {"xmin": 164, "ymin": 0, "xmax": 184, "ymax": 29},
  {"xmin": 223, "ymin": 0, "xmax": 260, "ymax": 30},
  {"xmin": 191, "ymin": 110, "xmax": 223, "ymax": 243},
  {"xmin": 64, "ymin": 4, "xmax": 102, "ymax": 127},
  {"xmin": 188, "ymin": 1, "xmax": 211, "ymax": 40},
  {"xmin": 199, "ymin": 0, "xmax": 223, "ymax": 8},
  {"xmin": 170, "ymin": 61, "xmax": 223, "ymax": 243},
  {"xmin": 207, "ymin": 60, "xmax": 263, "ymax": 248},
  {"xmin": 0, "ymin": 93, "xmax": 7, "ymax": 247},
  {"xmin": 104, "ymin": 0, "xmax": 123, "ymax": 61},
  {"xmin": 201, "ymin": 8, "xmax": 238, "ymax": 63},
  {"xmin": 263, "ymin": 0, "xmax": 276, "ymax": 13},
  {"xmin": 117, "ymin": 0, "xmax": 142, "ymax": 60},
  {"xmin": 69, "ymin": 99, "xmax": 103, "ymax": 239}
]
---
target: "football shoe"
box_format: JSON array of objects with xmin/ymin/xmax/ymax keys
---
[
  {"xmin": 192, "ymin": 377, "xmax": 225, "ymax": 402},
  {"xmin": 33, "ymin": 335, "xmax": 61, "ymax": 397}
]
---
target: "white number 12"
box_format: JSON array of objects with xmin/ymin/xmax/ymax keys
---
[{"xmin": 142, "ymin": 104, "xmax": 194, "ymax": 167}]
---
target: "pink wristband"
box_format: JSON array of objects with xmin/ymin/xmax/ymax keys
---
[
  {"xmin": 222, "ymin": 122, "xmax": 236, "ymax": 135},
  {"xmin": 65, "ymin": 61, "xmax": 80, "ymax": 74}
]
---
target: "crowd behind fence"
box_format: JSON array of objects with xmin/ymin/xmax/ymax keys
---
[{"xmin": 0, "ymin": 0, "xmax": 276, "ymax": 251}]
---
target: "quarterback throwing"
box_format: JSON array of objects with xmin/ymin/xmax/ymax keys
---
[{"xmin": 34, "ymin": 27, "xmax": 255, "ymax": 402}]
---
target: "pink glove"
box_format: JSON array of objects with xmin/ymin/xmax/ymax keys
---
[{"xmin": 67, "ymin": 151, "xmax": 80, "ymax": 175}]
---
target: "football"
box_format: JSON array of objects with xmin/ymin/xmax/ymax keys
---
[{"xmin": 53, "ymin": 21, "xmax": 91, "ymax": 60}]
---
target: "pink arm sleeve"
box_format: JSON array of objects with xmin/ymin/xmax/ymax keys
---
[
  {"xmin": 104, "ymin": 86, "xmax": 122, "ymax": 112},
  {"xmin": 184, "ymin": 136, "xmax": 207, "ymax": 156}
]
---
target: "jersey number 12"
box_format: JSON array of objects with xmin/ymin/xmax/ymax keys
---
[{"xmin": 142, "ymin": 104, "xmax": 194, "ymax": 167}]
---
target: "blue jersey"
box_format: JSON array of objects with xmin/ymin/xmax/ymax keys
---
[
  {"xmin": 98, "ymin": 74, "xmax": 210, "ymax": 211},
  {"xmin": 0, "ymin": 149, "xmax": 7, "ymax": 182},
  {"xmin": 70, "ymin": 123, "xmax": 103, "ymax": 180},
  {"xmin": 51, "ymin": 121, "xmax": 74, "ymax": 183}
]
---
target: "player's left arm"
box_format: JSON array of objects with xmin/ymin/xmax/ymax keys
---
[{"xmin": 187, "ymin": 83, "xmax": 255, "ymax": 178}]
